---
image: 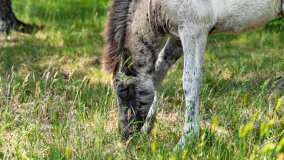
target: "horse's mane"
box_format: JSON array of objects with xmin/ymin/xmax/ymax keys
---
[{"xmin": 102, "ymin": 0, "xmax": 131, "ymax": 74}]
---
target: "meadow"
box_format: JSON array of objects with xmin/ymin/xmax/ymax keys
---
[{"xmin": 0, "ymin": 0, "xmax": 283, "ymax": 159}]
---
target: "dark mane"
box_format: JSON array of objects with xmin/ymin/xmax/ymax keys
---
[{"xmin": 102, "ymin": 0, "xmax": 131, "ymax": 74}]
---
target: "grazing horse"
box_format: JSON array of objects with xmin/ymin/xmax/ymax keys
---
[{"xmin": 102, "ymin": 0, "xmax": 284, "ymax": 147}]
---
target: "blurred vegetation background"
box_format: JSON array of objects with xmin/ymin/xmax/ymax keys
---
[{"xmin": 266, "ymin": 16, "xmax": 284, "ymax": 31}]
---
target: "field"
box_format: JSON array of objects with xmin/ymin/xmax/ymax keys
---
[{"xmin": 0, "ymin": 0, "xmax": 283, "ymax": 159}]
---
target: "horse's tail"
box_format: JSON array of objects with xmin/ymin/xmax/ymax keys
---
[{"xmin": 102, "ymin": 0, "xmax": 131, "ymax": 74}]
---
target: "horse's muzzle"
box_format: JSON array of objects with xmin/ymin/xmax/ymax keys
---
[{"xmin": 119, "ymin": 120, "xmax": 135, "ymax": 139}]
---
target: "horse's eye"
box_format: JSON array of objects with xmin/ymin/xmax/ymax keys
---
[
  {"xmin": 117, "ymin": 84, "xmax": 133, "ymax": 100},
  {"xmin": 119, "ymin": 91, "xmax": 130, "ymax": 100}
]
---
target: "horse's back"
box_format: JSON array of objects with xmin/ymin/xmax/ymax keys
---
[{"xmin": 163, "ymin": 0, "xmax": 282, "ymax": 35}]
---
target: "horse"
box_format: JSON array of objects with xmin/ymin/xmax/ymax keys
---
[{"xmin": 102, "ymin": 0, "xmax": 284, "ymax": 148}]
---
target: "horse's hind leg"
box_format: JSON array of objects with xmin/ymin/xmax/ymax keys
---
[
  {"xmin": 141, "ymin": 37, "xmax": 183, "ymax": 134},
  {"xmin": 177, "ymin": 27, "xmax": 208, "ymax": 148}
]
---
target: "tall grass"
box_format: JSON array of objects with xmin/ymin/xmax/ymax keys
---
[{"xmin": 0, "ymin": 0, "xmax": 283, "ymax": 159}]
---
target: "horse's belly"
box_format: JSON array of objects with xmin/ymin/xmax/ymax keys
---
[{"xmin": 213, "ymin": 15, "xmax": 275, "ymax": 34}]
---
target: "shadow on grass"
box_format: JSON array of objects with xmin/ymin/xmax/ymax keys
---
[
  {"xmin": 0, "ymin": 38, "xmax": 58, "ymax": 73},
  {"xmin": 14, "ymin": 0, "xmax": 109, "ymax": 25},
  {"xmin": 0, "ymin": 36, "xmax": 112, "ymax": 109},
  {"xmin": 204, "ymin": 77, "xmax": 284, "ymax": 94}
]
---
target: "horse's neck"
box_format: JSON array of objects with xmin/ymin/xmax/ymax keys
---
[{"xmin": 124, "ymin": 0, "xmax": 165, "ymax": 73}]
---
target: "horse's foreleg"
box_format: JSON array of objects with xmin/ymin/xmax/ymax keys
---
[
  {"xmin": 176, "ymin": 27, "xmax": 208, "ymax": 149},
  {"xmin": 154, "ymin": 37, "xmax": 183, "ymax": 87},
  {"xmin": 141, "ymin": 37, "xmax": 183, "ymax": 134}
]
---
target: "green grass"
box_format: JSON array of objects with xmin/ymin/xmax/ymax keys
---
[{"xmin": 0, "ymin": 0, "xmax": 283, "ymax": 159}]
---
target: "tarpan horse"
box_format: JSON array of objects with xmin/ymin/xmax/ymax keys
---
[{"xmin": 102, "ymin": 0, "xmax": 284, "ymax": 148}]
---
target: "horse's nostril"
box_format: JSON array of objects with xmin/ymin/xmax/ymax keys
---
[
  {"xmin": 128, "ymin": 128, "xmax": 135, "ymax": 134},
  {"xmin": 119, "ymin": 125, "xmax": 135, "ymax": 139}
]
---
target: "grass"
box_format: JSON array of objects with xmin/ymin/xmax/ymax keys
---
[{"xmin": 0, "ymin": 0, "xmax": 283, "ymax": 159}]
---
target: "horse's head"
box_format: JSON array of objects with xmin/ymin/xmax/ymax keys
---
[{"xmin": 113, "ymin": 56, "xmax": 155, "ymax": 138}]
